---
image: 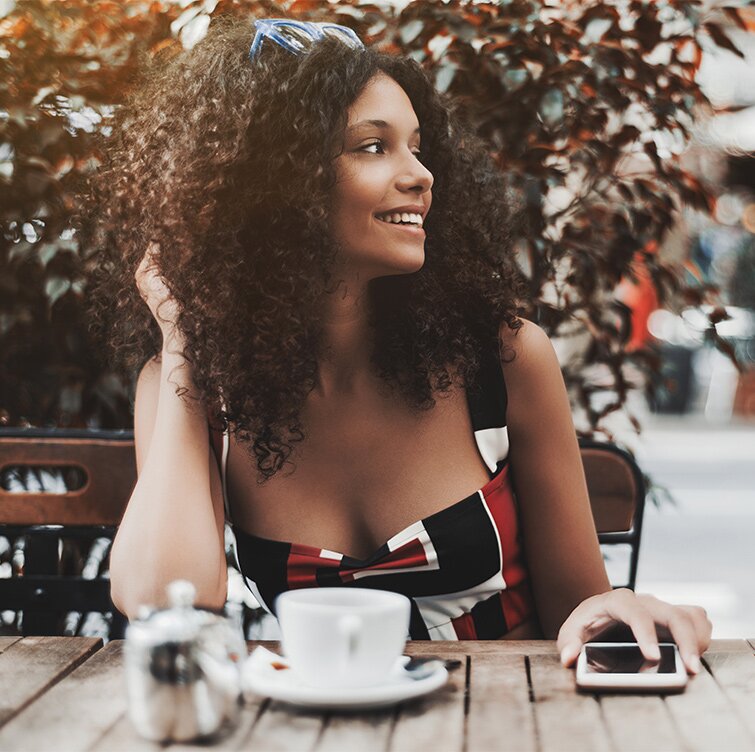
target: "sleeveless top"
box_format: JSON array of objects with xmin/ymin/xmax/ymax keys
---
[{"xmin": 209, "ymin": 343, "xmax": 536, "ymax": 640}]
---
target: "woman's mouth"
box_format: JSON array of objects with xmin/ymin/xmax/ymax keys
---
[{"xmin": 375, "ymin": 211, "xmax": 425, "ymax": 235}]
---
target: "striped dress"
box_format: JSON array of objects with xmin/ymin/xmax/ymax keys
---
[{"xmin": 209, "ymin": 343, "xmax": 536, "ymax": 640}]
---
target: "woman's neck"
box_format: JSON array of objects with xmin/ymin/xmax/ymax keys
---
[{"xmin": 315, "ymin": 276, "xmax": 374, "ymax": 398}]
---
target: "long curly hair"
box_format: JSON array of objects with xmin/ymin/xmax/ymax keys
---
[{"xmin": 83, "ymin": 15, "xmax": 525, "ymax": 482}]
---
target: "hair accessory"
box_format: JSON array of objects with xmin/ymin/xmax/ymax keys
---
[{"xmin": 249, "ymin": 18, "xmax": 364, "ymax": 62}]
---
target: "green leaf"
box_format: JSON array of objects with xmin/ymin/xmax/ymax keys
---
[
  {"xmin": 39, "ymin": 243, "xmax": 58, "ymax": 267},
  {"xmin": 435, "ymin": 63, "xmax": 456, "ymax": 94},
  {"xmin": 539, "ymin": 89, "xmax": 564, "ymax": 128},
  {"xmin": 502, "ymin": 68, "xmax": 528, "ymax": 92},
  {"xmin": 8, "ymin": 240, "xmax": 35, "ymax": 262},
  {"xmin": 44, "ymin": 276, "xmax": 71, "ymax": 306},
  {"xmin": 400, "ymin": 19, "xmax": 423, "ymax": 45}
]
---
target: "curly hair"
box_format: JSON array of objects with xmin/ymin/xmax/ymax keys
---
[{"xmin": 82, "ymin": 15, "xmax": 525, "ymax": 482}]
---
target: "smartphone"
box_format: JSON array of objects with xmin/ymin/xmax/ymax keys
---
[{"xmin": 576, "ymin": 642, "xmax": 688, "ymax": 693}]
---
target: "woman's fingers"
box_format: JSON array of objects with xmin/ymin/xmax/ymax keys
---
[
  {"xmin": 600, "ymin": 589, "xmax": 661, "ymax": 662},
  {"xmin": 637, "ymin": 597, "xmax": 712, "ymax": 674},
  {"xmin": 558, "ymin": 589, "xmax": 660, "ymax": 667},
  {"xmin": 558, "ymin": 591, "xmax": 713, "ymax": 675}
]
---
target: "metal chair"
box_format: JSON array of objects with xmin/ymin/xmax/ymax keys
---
[
  {"xmin": 0, "ymin": 428, "xmax": 135, "ymax": 637},
  {"xmin": 579, "ymin": 438, "xmax": 646, "ymax": 591}
]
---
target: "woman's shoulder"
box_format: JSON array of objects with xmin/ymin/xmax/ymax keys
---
[
  {"xmin": 497, "ymin": 318, "xmax": 566, "ymax": 425},
  {"xmin": 498, "ymin": 318, "xmax": 558, "ymax": 373}
]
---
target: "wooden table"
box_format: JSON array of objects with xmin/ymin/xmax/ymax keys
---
[{"xmin": 0, "ymin": 637, "xmax": 754, "ymax": 751}]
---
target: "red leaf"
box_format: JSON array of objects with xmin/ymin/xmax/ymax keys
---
[
  {"xmin": 722, "ymin": 7, "xmax": 748, "ymax": 32},
  {"xmin": 703, "ymin": 22, "xmax": 745, "ymax": 59}
]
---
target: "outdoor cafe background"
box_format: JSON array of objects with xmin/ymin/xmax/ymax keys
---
[{"xmin": 0, "ymin": 0, "xmax": 753, "ymax": 639}]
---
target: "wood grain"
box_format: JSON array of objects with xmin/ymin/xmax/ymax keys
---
[
  {"xmin": 528, "ymin": 654, "xmax": 608, "ymax": 752},
  {"xmin": 0, "ymin": 639, "xmax": 751, "ymax": 751},
  {"xmin": 664, "ymin": 657, "xmax": 754, "ymax": 752},
  {"xmin": 404, "ymin": 639, "xmax": 559, "ymax": 656},
  {"xmin": 314, "ymin": 708, "xmax": 396, "ymax": 752},
  {"xmin": 0, "ymin": 636, "xmax": 101, "ymax": 728},
  {"xmin": 467, "ymin": 653, "xmax": 537, "ymax": 752},
  {"xmin": 0, "ymin": 641, "xmax": 124, "ymax": 751},
  {"xmin": 0, "ymin": 637, "xmax": 21, "ymax": 654},
  {"xmin": 243, "ymin": 702, "xmax": 326, "ymax": 751},
  {"xmin": 598, "ymin": 694, "xmax": 679, "ymax": 752},
  {"xmin": 389, "ymin": 653, "xmax": 466, "ymax": 752},
  {"xmin": 703, "ymin": 651, "xmax": 755, "ymax": 743}
]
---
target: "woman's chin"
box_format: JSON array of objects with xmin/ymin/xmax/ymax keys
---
[{"xmin": 384, "ymin": 249, "xmax": 425, "ymax": 275}]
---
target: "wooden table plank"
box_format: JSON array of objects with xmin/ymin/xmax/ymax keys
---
[
  {"xmin": 1, "ymin": 638, "xmax": 749, "ymax": 751},
  {"xmin": 707, "ymin": 638, "xmax": 754, "ymax": 653},
  {"xmin": 704, "ymin": 651, "xmax": 755, "ymax": 743},
  {"xmin": 0, "ymin": 640, "xmax": 125, "ymax": 752},
  {"xmin": 0, "ymin": 636, "xmax": 21, "ymax": 654},
  {"xmin": 242, "ymin": 702, "xmax": 326, "ymax": 751},
  {"xmin": 388, "ymin": 661, "xmax": 466, "ymax": 752},
  {"xmin": 664, "ymin": 657, "xmax": 754, "ymax": 752},
  {"xmin": 0, "ymin": 636, "xmax": 101, "ymax": 728},
  {"xmin": 467, "ymin": 653, "xmax": 537, "ymax": 752},
  {"xmin": 313, "ymin": 709, "xmax": 396, "ymax": 752},
  {"xmin": 89, "ymin": 714, "xmax": 163, "ymax": 752},
  {"xmin": 404, "ymin": 639, "xmax": 560, "ymax": 656},
  {"xmin": 528, "ymin": 654, "xmax": 610, "ymax": 752},
  {"xmin": 598, "ymin": 694, "xmax": 680, "ymax": 752}
]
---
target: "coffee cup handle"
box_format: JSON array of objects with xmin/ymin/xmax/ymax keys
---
[{"xmin": 337, "ymin": 614, "xmax": 362, "ymax": 661}]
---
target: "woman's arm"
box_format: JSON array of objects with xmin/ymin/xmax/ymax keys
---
[
  {"xmin": 502, "ymin": 320, "xmax": 609, "ymax": 637},
  {"xmin": 501, "ymin": 320, "xmax": 711, "ymax": 671},
  {"xmin": 109, "ymin": 251, "xmax": 227, "ymax": 619}
]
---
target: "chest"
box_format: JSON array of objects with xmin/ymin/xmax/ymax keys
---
[{"xmin": 225, "ymin": 385, "xmax": 492, "ymax": 559}]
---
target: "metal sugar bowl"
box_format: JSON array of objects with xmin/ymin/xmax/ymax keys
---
[{"xmin": 124, "ymin": 580, "xmax": 246, "ymax": 742}]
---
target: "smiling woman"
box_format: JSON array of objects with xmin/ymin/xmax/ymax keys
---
[{"xmin": 83, "ymin": 15, "xmax": 711, "ymax": 667}]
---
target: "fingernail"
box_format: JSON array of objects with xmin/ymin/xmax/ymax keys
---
[
  {"xmin": 689, "ymin": 655, "xmax": 701, "ymax": 674},
  {"xmin": 648, "ymin": 645, "xmax": 660, "ymax": 661}
]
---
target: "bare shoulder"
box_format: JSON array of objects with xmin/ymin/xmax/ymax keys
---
[
  {"xmin": 497, "ymin": 318, "xmax": 570, "ymax": 437},
  {"xmin": 498, "ymin": 319, "xmax": 561, "ymax": 383}
]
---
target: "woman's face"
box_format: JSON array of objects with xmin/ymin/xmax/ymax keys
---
[{"xmin": 329, "ymin": 73, "xmax": 434, "ymax": 278}]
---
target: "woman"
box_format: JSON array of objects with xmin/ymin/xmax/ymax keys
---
[{"xmin": 86, "ymin": 16, "xmax": 710, "ymax": 672}]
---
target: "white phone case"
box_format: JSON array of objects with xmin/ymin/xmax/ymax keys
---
[{"xmin": 576, "ymin": 642, "xmax": 688, "ymax": 693}]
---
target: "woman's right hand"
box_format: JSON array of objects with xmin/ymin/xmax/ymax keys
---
[{"xmin": 135, "ymin": 243, "xmax": 184, "ymax": 349}]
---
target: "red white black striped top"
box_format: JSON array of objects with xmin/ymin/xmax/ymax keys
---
[{"xmin": 209, "ymin": 341, "xmax": 536, "ymax": 640}]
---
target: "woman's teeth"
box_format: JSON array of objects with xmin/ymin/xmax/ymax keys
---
[{"xmin": 376, "ymin": 212, "xmax": 423, "ymax": 227}]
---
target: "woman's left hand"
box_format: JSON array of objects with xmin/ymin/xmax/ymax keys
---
[{"xmin": 557, "ymin": 589, "xmax": 713, "ymax": 675}]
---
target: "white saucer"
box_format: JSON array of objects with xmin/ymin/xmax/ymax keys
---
[{"xmin": 242, "ymin": 647, "xmax": 448, "ymax": 710}]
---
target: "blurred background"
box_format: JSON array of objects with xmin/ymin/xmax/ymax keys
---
[{"xmin": 1, "ymin": 0, "xmax": 753, "ymax": 639}]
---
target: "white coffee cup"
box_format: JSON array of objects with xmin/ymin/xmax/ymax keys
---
[{"xmin": 276, "ymin": 588, "xmax": 411, "ymax": 689}]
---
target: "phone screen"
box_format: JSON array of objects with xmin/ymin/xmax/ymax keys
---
[{"xmin": 584, "ymin": 645, "xmax": 677, "ymax": 674}]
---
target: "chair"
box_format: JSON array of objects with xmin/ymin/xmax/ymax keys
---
[
  {"xmin": 0, "ymin": 428, "xmax": 646, "ymax": 636},
  {"xmin": 579, "ymin": 438, "xmax": 646, "ymax": 591},
  {"xmin": 0, "ymin": 428, "xmax": 136, "ymax": 637}
]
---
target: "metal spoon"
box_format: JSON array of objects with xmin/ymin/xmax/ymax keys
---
[{"xmin": 403, "ymin": 656, "xmax": 463, "ymax": 680}]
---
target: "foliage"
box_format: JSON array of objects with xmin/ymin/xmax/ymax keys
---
[{"xmin": 0, "ymin": 0, "xmax": 747, "ymax": 435}]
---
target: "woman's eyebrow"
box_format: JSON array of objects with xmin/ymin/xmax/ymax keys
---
[{"xmin": 347, "ymin": 119, "xmax": 421, "ymax": 135}]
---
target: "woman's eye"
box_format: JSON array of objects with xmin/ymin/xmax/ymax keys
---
[
  {"xmin": 358, "ymin": 142, "xmax": 423, "ymax": 158},
  {"xmin": 361, "ymin": 141, "xmax": 385, "ymax": 154}
]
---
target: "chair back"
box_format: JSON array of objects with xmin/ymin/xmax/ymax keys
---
[
  {"xmin": 0, "ymin": 428, "xmax": 135, "ymax": 636},
  {"xmin": 579, "ymin": 439, "xmax": 646, "ymax": 591}
]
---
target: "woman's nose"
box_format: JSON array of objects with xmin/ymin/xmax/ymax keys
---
[{"xmin": 396, "ymin": 153, "xmax": 434, "ymax": 195}]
